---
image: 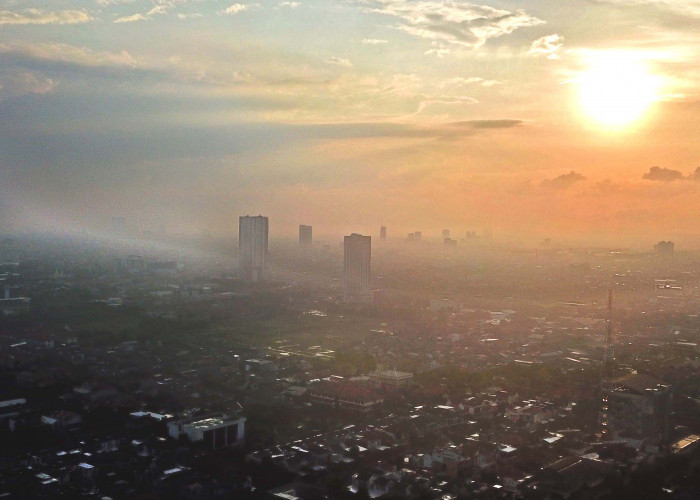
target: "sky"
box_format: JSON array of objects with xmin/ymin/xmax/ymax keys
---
[{"xmin": 1, "ymin": 0, "xmax": 700, "ymax": 246}]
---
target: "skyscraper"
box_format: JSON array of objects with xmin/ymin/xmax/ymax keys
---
[
  {"xmin": 380, "ymin": 225, "xmax": 387, "ymax": 241},
  {"xmin": 239, "ymin": 215, "xmax": 268, "ymax": 282},
  {"xmin": 344, "ymin": 233, "xmax": 372, "ymax": 303},
  {"xmin": 299, "ymin": 225, "xmax": 313, "ymax": 248},
  {"xmin": 654, "ymin": 241, "xmax": 674, "ymax": 256},
  {"xmin": 442, "ymin": 229, "xmax": 450, "ymax": 239}
]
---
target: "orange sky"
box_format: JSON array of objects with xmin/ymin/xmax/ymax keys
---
[{"xmin": 1, "ymin": 0, "xmax": 700, "ymax": 247}]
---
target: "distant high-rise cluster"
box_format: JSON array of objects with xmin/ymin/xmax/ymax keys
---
[
  {"xmin": 654, "ymin": 241, "xmax": 674, "ymax": 256},
  {"xmin": 407, "ymin": 231, "xmax": 422, "ymax": 242},
  {"xmin": 299, "ymin": 225, "xmax": 312, "ymax": 248},
  {"xmin": 239, "ymin": 216, "xmax": 268, "ymax": 282},
  {"xmin": 344, "ymin": 233, "xmax": 372, "ymax": 303}
]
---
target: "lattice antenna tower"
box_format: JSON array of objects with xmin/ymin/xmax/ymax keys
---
[{"xmin": 600, "ymin": 288, "xmax": 614, "ymax": 439}]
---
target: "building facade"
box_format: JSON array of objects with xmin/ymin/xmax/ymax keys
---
[
  {"xmin": 239, "ymin": 215, "xmax": 268, "ymax": 282},
  {"xmin": 168, "ymin": 413, "xmax": 246, "ymax": 450},
  {"xmin": 344, "ymin": 233, "xmax": 372, "ymax": 303},
  {"xmin": 608, "ymin": 373, "xmax": 672, "ymax": 444},
  {"xmin": 299, "ymin": 224, "xmax": 312, "ymax": 248}
]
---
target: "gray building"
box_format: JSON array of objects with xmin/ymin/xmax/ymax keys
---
[
  {"xmin": 344, "ymin": 233, "xmax": 372, "ymax": 303},
  {"xmin": 654, "ymin": 240, "xmax": 674, "ymax": 256},
  {"xmin": 239, "ymin": 215, "xmax": 268, "ymax": 281},
  {"xmin": 608, "ymin": 373, "xmax": 672, "ymax": 444},
  {"xmin": 168, "ymin": 413, "xmax": 246, "ymax": 450},
  {"xmin": 299, "ymin": 224, "xmax": 312, "ymax": 248}
]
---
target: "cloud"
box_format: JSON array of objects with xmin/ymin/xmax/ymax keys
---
[
  {"xmin": 0, "ymin": 69, "xmax": 56, "ymax": 100},
  {"xmin": 146, "ymin": 5, "xmax": 170, "ymax": 16},
  {"xmin": 425, "ymin": 46, "xmax": 450, "ymax": 58},
  {"xmin": 362, "ymin": 38, "xmax": 389, "ymax": 44},
  {"xmin": 590, "ymin": 0, "xmax": 700, "ymax": 18},
  {"xmin": 357, "ymin": 1, "xmax": 544, "ymax": 48},
  {"xmin": 414, "ymin": 95, "xmax": 478, "ymax": 113},
  {"xmin": 222, "ymin": 3, "xmax": 250, "ymax": 15},
  {"xmin": 279, "ymin": 1, "xmax": 300, "ymax": 7},
  {"xmin": 440, "ymin": 77, "xmax": 502, "ymax": 88},
  {"xmin": 114, "ymin": 13, "xmax": 147, "ymax": 23},
  {"xmin": 642, "ymin": 166, "xmax": 684, "ymax": 182},
  {"xmin": 529, "ymin": 34, "xmax": 563, "ymax": 59},
  {"xmin": 113, "ymin": 2, "xmax": 173, "ymax": 23},
  {"xmin": 324, "ymin": 56, "xmax": 353, "ymax": 67},
  {"xmin": 450, "ymin": 119, "xmax": 522, "ymax": 129},
  {"xmin": 177, "ymin": 13, "xmax": 204, "ymax": 19},
  {"xmin": 0, "ymin": 8, "xmax": 92, "ymax": 25},
  {"xmin": 0, "ymin": 42, "xmax": 143, "ymax": 70},
  {"xmin": 541, "ymin": 171, "xmax": 586, "ymax": 189}
]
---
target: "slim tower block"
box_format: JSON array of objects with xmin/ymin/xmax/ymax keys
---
[{"xmin": 239, "ymin": 215, "xmax": 268, "ymax": 282}]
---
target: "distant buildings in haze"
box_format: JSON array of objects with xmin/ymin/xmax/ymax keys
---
[
  {"xmin": 344, "ymin": 233, "xmax": 372, "ymax": 303},
  {"xmin": 380, "ymin": 226, "xmax": 387, "ymax": 241},
  {"xmin": 299, "ymin": 225, "xmax": 312, "ymax": 248},
  {"xmin": 239, "ymin": 215, "xmax": 268, "ymax": 282},
  {"xmin": 407, "ymin": 231, "xmax": 422, "ymax": 242},
  {"xmin": 654, "ymin": 241, "xmax": 674, "ymax": 256}
]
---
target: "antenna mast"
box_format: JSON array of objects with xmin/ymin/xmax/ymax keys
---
[{"xmin": 600, "ymin": 288, "xmax": 614, "ymax": 439}]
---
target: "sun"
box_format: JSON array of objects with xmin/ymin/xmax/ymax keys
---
[{"xmin": 577, "ymin": 52, "xmax": 660, "ymax": 128}]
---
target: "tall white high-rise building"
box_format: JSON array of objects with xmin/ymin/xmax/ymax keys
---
[
  {"xmin": 239, "ymin": 215, "xmax": 268, "ymax": 281},
  {"xmin": 344, "ymin": 233, "xmax": 372, "ymax": 303}
]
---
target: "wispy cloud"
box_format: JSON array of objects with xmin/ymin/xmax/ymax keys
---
[
  {"xmin": 362, "ymin": 38, "xmax": 389, "ymax": 44},
  {"xmin": 591, "ymin": 0, "xmax": 700, "ymax": 18},
  {"xmin": 529, "ymin": 34, "xmax": 563, "ymax": 59},
  {"xmin": 0, "ymin": 69, "xmax": 56, "ymax": 100},
  {"xmin": 440, "ymin": 77, "xmax": 502, "ymax": 88},
  {"xmin": 416, "ymin": 95, "xmax": 478, "ymax": 113},
  {"xmin": 114, "ymin": 13, "xmax": 147, "ymax": 23},
  {"xmin": 279, "ymin": 1, "xmax": 300, "ymax": 7},
  {"xmin": 357, "ymin": 0, "xmax": 543, "ymax": 48},
  {"xmin": 450, "ymin": 119, "xmax": 521, "ymax": 129},
  {"xmin": 0, "ymin": 42, "xmax": 143, "ymax": 69},
  {"xmin": 324, "ymin": 56, "xmax": 353, "ymax": 67},
  {"xmin": 0, "ymin": 8, "xmax": 92, "ymax": 25},
  {"xmin": 113, "ymin": 2, "xmax": 174, "ymax": 23},
  {"xmin": 425, "ymin": 43, "xmax": 450, "ymax": 58}
]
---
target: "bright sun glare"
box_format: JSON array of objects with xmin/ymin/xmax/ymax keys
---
[{"xmin": 578, "ymin": 52, "xmax": 660, "ymax": 128}]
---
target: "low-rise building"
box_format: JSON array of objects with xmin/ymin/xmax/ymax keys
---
[{"xmin": 168, "ymin": 413, "xmax": 245, "ymax": 449}]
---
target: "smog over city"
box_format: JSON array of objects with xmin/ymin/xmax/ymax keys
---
[{"xmin": 2, "ymin": 1, "xmax": 700, "ymax": 499}]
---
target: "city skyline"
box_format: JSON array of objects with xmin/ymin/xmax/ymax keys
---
[{"xmin": 1, "ymin": 1, "xmax": 700, "ymax": 246}]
